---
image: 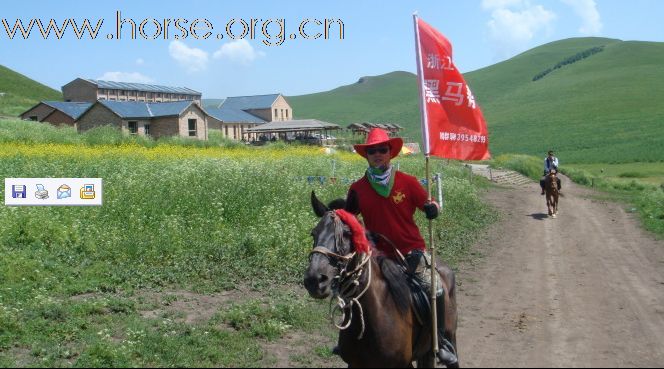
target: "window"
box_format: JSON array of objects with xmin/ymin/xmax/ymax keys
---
[
  {"xmin": 188, "ymin": 119, "xmax": 197, "ymax": 137},
  {"xmin": 128, "ymin": 121, "xmax": 138, "ymax": 134},
  {"xmin": 281, "ymin": 109, "xmax": 284, "ymax": 120},
  {"xmin": 224, "ymin": 126, "xmax": 229, "ymax": 137},
  {"xmin": 286, "ymin": 110, "xmax": 289, "ymax": 120},
  {"xmin": 144, "ymin": 124, "xmax": 151, "ymax": 136},
  {"xmin": 274, "ymin": 109, "xmax": 278, "ymax": 119}
]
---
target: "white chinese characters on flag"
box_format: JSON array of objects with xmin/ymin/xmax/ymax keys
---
[{"xmin": 415, "ymin": 16, "xmax": 490, "ymax": 160}]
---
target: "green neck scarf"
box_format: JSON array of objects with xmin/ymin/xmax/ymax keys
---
[{"xmin": 366, "ymin": 165, "xmax": 395, "ymax": 198}]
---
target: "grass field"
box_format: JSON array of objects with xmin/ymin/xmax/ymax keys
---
[{"xmin": 0, "ymin": 119, "xmax": 496, "ymax": 367}]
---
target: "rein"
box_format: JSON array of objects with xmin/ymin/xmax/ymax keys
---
[{"xmin": 309, "ymin": 211, "xmax": 373, "ymax": 340}]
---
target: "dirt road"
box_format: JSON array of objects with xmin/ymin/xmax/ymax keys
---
[{"xmin": 457, "ymin": 175, "xmax": 664, "ymax": 367}]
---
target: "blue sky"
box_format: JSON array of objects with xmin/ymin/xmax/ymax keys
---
[{"xmin": 1, "ymin": 0, "xmax": 662, "ymax": 99}]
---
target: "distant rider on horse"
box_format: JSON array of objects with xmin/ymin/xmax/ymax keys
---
[
  {"xmin": 347, "ymin": 128, "xmax": 458, "ymax": 366},
  {"xmin": 540, "ymin": 150, "xmax": 561, "ymax": 195}
]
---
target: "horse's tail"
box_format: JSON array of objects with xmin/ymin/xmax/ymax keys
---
[{"xmin": 377, "ymin": 257, "xmax": 411, "ymax": 314}]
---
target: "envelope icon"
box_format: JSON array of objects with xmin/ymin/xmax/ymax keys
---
[{"xmin": 57, "ymin": 184, "xmax": 71, "ymax": 199}]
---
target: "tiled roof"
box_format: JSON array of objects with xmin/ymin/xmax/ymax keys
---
[
  {"xmin": 87, "ymin": 79, "xmax": 201, "ymax": 95},
  {"xmin": 220, "ymin": 94, "xmax": 281, "ymax": 110},
  {"xmin": 42, "ymin": 101, "xmax": 93, "ymax": 120},
  {"xmin": 99, "ymin": 100, "xmax": 195, "ymax": 119},
  {"xmin": 206, "ymin": 107, "xmax": 266, "ymax": 124},
  {"xmin": 246, "ymin": 119, "xmax": 340, "ymax": 133}
]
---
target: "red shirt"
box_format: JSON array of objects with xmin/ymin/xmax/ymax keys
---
[{"xmin": 348, "ymin": 171, "xmax": 428, "ymax": 257}]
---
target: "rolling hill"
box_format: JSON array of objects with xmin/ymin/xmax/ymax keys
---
[
  {"xmin": 0, "ymin": 65, "xmax": 61, "ymax": 117},
  {"xmin": 288, "ymin": 37, "xmax": 664, "ymax": 164}
]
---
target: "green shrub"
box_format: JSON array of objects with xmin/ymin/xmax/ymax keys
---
[
  {"xmin": 490, "ymin": 154, "xmax": 542, "ymax": 180},
  {"xmin": 618, "ymin": 172, "xmax": 642, "ymax": 178}
]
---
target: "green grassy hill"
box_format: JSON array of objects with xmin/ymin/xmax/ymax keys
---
[
  {"xmin": 288, "ymin": 71, "xmax": 421, "ymax": 141},
  {"xmin": 0, "ymin": 65, "xmax": 62, "ymax": 117},
  {"xmin": 288, "ymin": 37, "xmax": 664, "ymax": 164}
]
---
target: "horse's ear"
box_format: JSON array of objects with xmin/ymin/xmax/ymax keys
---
[
  {"xmin": 311, "ymin": 191, "xmax": 328, "ymax": 218},
  {"xmin": 328, "ymin": 198, "xmax": 346, "ymax": 210},
  {"xmin": 345, "ymin": 190, "xmax": 360, "ymax": 215}
]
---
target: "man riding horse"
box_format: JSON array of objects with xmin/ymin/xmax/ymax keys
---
[
  {"xmin": 346, "ymin": 128, "xmax": 458, "ymax": 366},
  {"xmin": 540, "ymin": 150, "xmax": 562, "ymax": 195}
]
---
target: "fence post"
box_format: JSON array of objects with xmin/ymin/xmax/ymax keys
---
[{"xmin": 436, "ymin": 172, "xmax": 444, "ymax": 212}]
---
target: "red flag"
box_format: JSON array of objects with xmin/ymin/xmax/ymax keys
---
[{"xmin": 414, "ymin": 15, "xmax": 490, "ymax": 160}]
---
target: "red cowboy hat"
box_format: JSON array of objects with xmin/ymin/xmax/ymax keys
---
[{"xmin": 354, "ymin": 128, "xmax": 404, "ymax": 159}]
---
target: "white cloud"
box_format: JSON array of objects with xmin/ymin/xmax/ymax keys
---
[
  {"xmin": 97, "ymin": 72, "xmax": 154, "ymax": 83},
  {"xmin": 136, "ymin": 58, "xmax": 144, "ymax": 66},
  {"xmin": 561, "ymin": 0, "xmax": 602, "ymax": 35},
  {"xmin": 168, "ymin": 41, "xmax": 209, "ymax": 73},
  {"xmin": 483, "ymin": 1, "xmax": 557, "ymax": 58},
  {"xmin": 213, "ymin": 39, "xmax": 265, "ymax": 65}
]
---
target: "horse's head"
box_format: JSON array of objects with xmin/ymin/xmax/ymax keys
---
[{"xmin": 304, "ymin": 191, "xmax": 361, "ymax": 299}]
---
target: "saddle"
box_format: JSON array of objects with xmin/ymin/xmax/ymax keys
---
[{"xmin": 406, "ymin": 269, "xmax": 433, "ymax": 327}]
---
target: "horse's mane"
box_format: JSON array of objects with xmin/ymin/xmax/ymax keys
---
[{"xmin": 377, "ymin": 257, "xmax": 411, "ymax": 314}]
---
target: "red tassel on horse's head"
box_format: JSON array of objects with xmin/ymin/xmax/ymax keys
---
[{"xmin": 334, "ymin": 209, "xmax": 371, "ymax": 254}]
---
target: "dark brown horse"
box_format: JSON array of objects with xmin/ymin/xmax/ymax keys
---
[
  {"xmin": 304, "ymin": 192, "xmax": 458, "ymax": 368},
  {"xmin": 545, "ymin": 170, "xmax": 559, "ymax": 217}
]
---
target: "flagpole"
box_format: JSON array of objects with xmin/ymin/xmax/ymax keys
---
[{"xmin": 413, "ymin": 12, "xmax": 439, "ymax": 363}]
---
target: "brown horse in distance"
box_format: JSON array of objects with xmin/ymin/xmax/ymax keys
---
[
  {"xmin": 545, "ymin": 170, "xmax": 560, "ymax": 217},
  {"xmin": 304, "ymin": 191, "xmax": 458, "ymax": 368}
]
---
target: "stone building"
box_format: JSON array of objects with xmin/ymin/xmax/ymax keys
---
[
  {"xmin": 76, "ymin": 100, "xmax": 208, "ymax": 140},
  {"xmin": 20, "ymin": 101, "xmax": 92, "ymax": 126},
  {"xmin": 207, "ymin": 94, "xmax": 292, "ymax": 140}
]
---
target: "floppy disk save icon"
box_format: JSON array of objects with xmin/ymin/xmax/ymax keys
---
[
  {"xmin": 57, "ymin": 184, "xmax": 71, "ymax": 199},
  {"xmin": 80, "ymin": 184, "xmax": 96, "ymax": 200}
]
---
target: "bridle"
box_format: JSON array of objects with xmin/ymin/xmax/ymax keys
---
[{"xmin": 309, "ymin": 211, "xmax": 372, "ymax": 339}]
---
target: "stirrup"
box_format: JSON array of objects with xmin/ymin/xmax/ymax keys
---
[
  {"xmin": 436, "ymin": 338, "xmax": 458, "ymax": 366},
  {"xmin": 437, "ymin": 348, "xmax": 458, "ymax": 367}
]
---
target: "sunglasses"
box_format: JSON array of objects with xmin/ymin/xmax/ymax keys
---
[{"xmin": 367, "ymin": 147, "xmax": 390, "ymax": 155}]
